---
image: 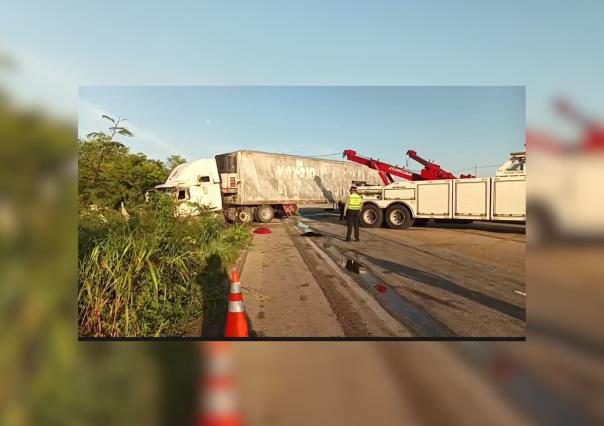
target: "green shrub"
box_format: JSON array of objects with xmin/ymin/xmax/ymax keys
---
[{"xmin": 78, "ymin": 195, "xmax": 251, "ymax": 337}]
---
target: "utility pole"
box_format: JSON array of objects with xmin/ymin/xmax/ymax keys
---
[{"xmin": 474, "ymin": 164, "xmax": 478, "ymax": 178}]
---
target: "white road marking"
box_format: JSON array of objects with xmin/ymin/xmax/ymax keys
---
[{"xmin": 514, "ymin": 290, "xmax": 526, "ymax": 296}]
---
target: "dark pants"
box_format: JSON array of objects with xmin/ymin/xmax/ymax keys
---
[
  {"xmin": 338, "ymin": 201, "xmax": 345, "ymax": 220},
  {"xmin": 346, "ymin": 210, "xmax": 360, "ymax": 241}
]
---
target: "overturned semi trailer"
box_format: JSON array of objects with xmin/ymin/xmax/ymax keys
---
[{"xmin": 215, "ymin": 150, "xmax": 382, "ymax": 222}]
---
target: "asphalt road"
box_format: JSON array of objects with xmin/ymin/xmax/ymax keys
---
[
  {"xmin": 232, "ymin": 245, "xmax": 604, "ymax": 426},
  {"xmin": 232, "ymin": 341, "xmax": 536, "ymax": 426},
  {"xmin": 240, "ymin": 206, "xmax": 526, "ymax": 338}
]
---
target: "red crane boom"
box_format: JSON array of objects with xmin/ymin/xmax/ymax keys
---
[
  {"xmin": 344, "ymin": 149, "xmax": 473, "ymax": 185},
  {"xmin": 342, "ymin": 150, "xmax": 422, "ymax": 185},
  {"xmin": 555, "ymin": 99, "xmax": 604, "ymax": 151},
  {"xmin": 405, "ymin": 150, "xmax": 468, "ymax": 180}
]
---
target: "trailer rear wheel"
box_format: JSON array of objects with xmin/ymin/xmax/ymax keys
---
[
  {"xmin": 237, "ymin": 207, "xmax": 254, "ymax": 224},
  {"xmin": 254, "ymin": 204, "xmax": 274, "ymax": 223},
  {"xmin": 385, "ymin": 204, "xmax": 413, "ymax": 229},
  {"xmin": 360, "ymin": 204, "xmax": 383, "ymax": 228}
]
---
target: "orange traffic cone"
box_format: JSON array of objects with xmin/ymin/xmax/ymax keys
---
[
  {"xmin": 229, "ymin": 269, "xmax": 241, "ymax": 295},
  {"xmin": 197, "ymin": 342, "xmax": 244, "ymax": 426},
  {"xmin": 225, "ymin": 268, "xmax": 249, "ymax": 338}
]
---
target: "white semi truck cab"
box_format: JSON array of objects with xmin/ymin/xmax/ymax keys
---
[{"xmin": 154, "ymin": 159, "xmax": 224, "ymax": 216}]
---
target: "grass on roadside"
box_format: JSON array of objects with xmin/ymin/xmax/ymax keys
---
[{"xmin": 78, "ymin": 194, "xmax": 251, "ymax": 337}]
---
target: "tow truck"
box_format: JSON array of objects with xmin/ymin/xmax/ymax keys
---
[{"xmin": 344, "ymin": 149, "xmax": 526, "ymax": 229}]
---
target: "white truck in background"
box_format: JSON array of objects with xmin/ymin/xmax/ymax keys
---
[{"xmin": 355, "ymin": 152, "xmax": 526, "ymax": 229}]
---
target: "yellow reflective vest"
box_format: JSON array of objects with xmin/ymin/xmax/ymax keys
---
[{"xmin": 347, "ymin": 193, "xmax": 363, "ymax": 210}]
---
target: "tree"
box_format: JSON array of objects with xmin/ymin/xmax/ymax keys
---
[
  {"xmin": 165, "ymin": 154, "xmax": 187, "ymax": 171},
  {"xmin": 86, "ymin": 115, "xmax": 133, "ymax": 187},
  {"xmin": 79, "ymin": 115, "xmax": 170, "ymax": 209}
]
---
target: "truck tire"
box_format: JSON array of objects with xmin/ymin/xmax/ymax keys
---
[
  {"xmin": 385, "ymin": 204, "xmax": 413, "ymax": 229},
  {"xmin": 237, "ymin": 207, "xmax": 254, "ymax": 224},
  {"xmin": 360, "ymin": 204, "xmax": 383, "ymax": 228},
  {"xmin": 255, "ymin": 204, "xmax": 274, "ymax": 223},
  {"xmin": 224, "ymin": 207, "xmax": 238, "ymax": 223}
]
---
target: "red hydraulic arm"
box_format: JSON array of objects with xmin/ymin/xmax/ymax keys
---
[
  {"xmin": 526, "ymin": 99, "xmax": 604, "ymax": 155},
  {"xmin": 344, "ymin": 149, "xmax": 475, "ymax": 184},
  {"xmin": 405, "ymin": 150, "xmax": 474, "ymax": 179},
  {"xmin": 343, "ymin": 150, "xmax": 423, "ymax": 185},
  {"xmin": 555, "ymin": 99, "xmax": 604, "ymax": 151}
]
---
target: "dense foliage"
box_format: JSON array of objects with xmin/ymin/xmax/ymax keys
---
[
  {"xmin": 78, "ymin": 135, "xmax": 170, "ymax": 209},
  {"xmin": 77, "ymin": 117, "xmax": 251, "ymax": 337},
  {"xmin": 1, "ymin": 76, "xmax": 224, "ymax": 423},
  {"xmin": 0, "ymin": 93, "xmax": 80, "ymax": 425},
  {"xmin": 78, "ymin": 193, "xmax": 250, "ymax": 337}
]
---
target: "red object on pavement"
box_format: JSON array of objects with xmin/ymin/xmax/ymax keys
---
[
  {"xmin": 374, "ymin": 284, "xmax": 388, "ymax": 293},
  {"xmin": 253, "ymin": 227, "xmax": 272, "ymax": 234},
  {"xmin": 491, "ymin": 355, "xmax": 514, "ymax": 382}
]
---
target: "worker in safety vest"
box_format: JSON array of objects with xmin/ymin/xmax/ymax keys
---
[{"xmin": 344, "ymin": 185, "xmax": 362, "ymax": 241}]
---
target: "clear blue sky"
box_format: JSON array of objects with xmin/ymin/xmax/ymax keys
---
[
  {"xmin": 2, "ymin": 1, "xmax": 603, "ymax": 145},
  {"xmin": 78, "ymin": 86, "xmax": 523, "ymax": 175}
]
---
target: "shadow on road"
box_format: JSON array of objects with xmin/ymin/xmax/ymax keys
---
[
  {"xmin": 428, "ymin": 221, "xmax": 526, "ymax": 234},
  {"xmin": 298, "ymin": 207, "xmax": 526, "ymax": 235},
  {"xmin": 345, "ymin": 249, "xmax": 526, "ymax": 322},
  {"xmin": 198, "ymin": 254, "xmax": 229, "ymax": 338}
]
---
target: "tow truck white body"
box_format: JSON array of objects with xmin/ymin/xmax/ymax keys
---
[{"xmin": 355, "ymin": 152, "xmax": 526, "ymax": 229}]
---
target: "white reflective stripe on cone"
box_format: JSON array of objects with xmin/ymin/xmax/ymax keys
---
[
  {"xmin": 230, "ymin": 281, "xmax": 241, "ymax": 293},
  {"xmin": 228, "ymin": 301, "xmax": 244, "ymax": 313},
  {"xmin": 203, "ymin": 388, "xmax": 238, "ymax": 415},
  {"xmin": 207, "ymin": 355, "xmax": 233, "ymax": 376}
]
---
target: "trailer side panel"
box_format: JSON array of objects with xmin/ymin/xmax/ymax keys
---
[{"xmin": 227, "ymin": 150, "xmax": 381, "ymax": 205}]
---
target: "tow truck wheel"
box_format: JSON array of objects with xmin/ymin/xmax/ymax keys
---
[
  {"xmin": 237, "ymin": 207, "xmax": 254, "ymax": 224},
  {"xmin": 255, "ymin": 204, "xmax": 274, "ymax": 223},
  {"xmin": 385, "ymin": 204, "xmax": 413, "ymax": 229},
  {"xmin": 360, "ymin": 204, "xmax": 383, "ymax": 228}
]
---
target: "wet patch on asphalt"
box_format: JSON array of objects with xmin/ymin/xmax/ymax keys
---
[
  {"xmin": 283, "ymin": 222, "xmax": 372, "ymax": 337},
  {"xmin": 293, "ymin": 220, "xmax": 454, "ymax": 337}
]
